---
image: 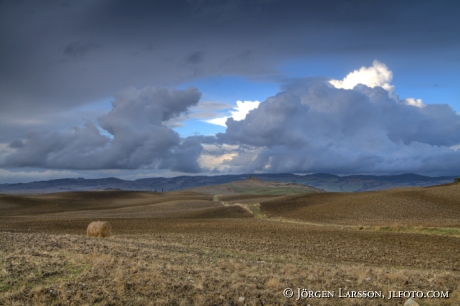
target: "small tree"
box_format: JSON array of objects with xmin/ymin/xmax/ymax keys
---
[{"xmin": 455, "ymin": 177, "xmax": 460, "ymax": 183}]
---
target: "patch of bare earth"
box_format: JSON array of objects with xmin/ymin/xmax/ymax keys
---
[
  {"xmin": 1, "ymin": 219, "xmax": 459, "ymax": 305},
  {"xmin": 1, "ymin": 185, "xmax": 459, "ymax": 305},
  {"xmin": 260, "ymin": 184, "xmax": 460, "ymax": 227}
]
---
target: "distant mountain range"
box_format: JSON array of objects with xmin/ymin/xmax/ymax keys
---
[{"xmin": 0, "ymin": 173, "xmax": 457, "ymax": 194}]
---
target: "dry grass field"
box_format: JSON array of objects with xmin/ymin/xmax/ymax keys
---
[{"xmin": 1, "ymin": 182, "xmax": 460, "ymax": 305}]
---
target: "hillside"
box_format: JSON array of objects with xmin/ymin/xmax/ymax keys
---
[
  {"xmin": 0, "ymin": 173, "xmax": 456, "ymax": 194},
  {"xmin": 260, "ymin": 182, "xmax": 460, "ymax": 227},
  {"xmin": 0, "ymin": 190, "xmax": 214, "ymax": 217},
  {"xmin": 187, "ymin": 177, "xmax": 324, "ymax": 195}
]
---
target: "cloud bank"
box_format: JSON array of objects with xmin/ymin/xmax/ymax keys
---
[
  {"xmin": 2, "ymin": 0, "xmax": 459, "ymax": 118},
  {"xmin": 2, "ymin": 61, "xmax": 460, "ymax": 177},
  {"xmin": 3, "ymin": 87, "xmax": 204, "ymax": 172},
  {"xmin": 211, "ymin": 63, "xmax": 460, "ymax": 176}
]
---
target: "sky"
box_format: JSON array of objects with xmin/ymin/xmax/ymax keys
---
[{"xmin": 1, "ymin": 0, "xmax": 460, "ymax": 183}]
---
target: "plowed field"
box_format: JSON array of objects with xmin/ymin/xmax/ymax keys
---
[
  {"xmin": 1, "ymin": 184, "xmax": 459, "ymax": 305},
  {"xmin": 261, "ymin": 184, "xmax": 460, "ymax": 227}
]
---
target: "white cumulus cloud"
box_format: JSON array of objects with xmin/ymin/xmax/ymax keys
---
[
  {"xmin": 330, "ymin": 60, "xmax": 426, "ymax": 108},
  {"xmin": 206, "ymin": 100, "xmax": 261, "ymax": 127},
  {"xmin": 329, "ymin": 60, "xmax": 395, "ymax": 93},
  {"xmin": 403, "ymin": 98, "xmax": 425, "ymax": 108}
]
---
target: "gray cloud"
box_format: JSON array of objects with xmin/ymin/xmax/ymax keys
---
[
  {"xmin": 2, "ymin": 79, "xmax": 460, "ymax": 177},
  {"xmin": 8, "ymin": 140, "xmax": 25, "ymax": 149},
  {"xmin": 1, "ymin": 0, "xmax": 460, "ymax": 178},
  {"xmin": 216, "ymin": 79, "xmax": 460, "ymax": 175},
  {"xmin": 63, "ymin": 41, "xmax": 98, "ymax": 58},
  {"xmin": 185, "ymin": 51, "xmax": 204, "ymax": 65},
  {"xmin": 2, "ymin": 87, "xmax": 204, "ymax": 172},
  {"xmin": 159, "ymin": 136, "xmax": 203, "ymax": 173},
  {"xmin": 163, "ymin": 101, "xmax": 233, "ymax": 128},
  {"xmin": 1, "ymin": 0, "xmax": 459, "ymax": 118}
]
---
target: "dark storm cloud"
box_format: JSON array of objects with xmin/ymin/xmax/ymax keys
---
[
  {"xmin": 159, "ymin": 136, "xmax": 203, "ymax": 173},
  {"xmin": 1, "ymin": 0, "xmax": 459, "ymax": 118},
  {"xmin": 2, "ymin": 87, "xmax": 204, "ymax": 172},
  {"xmin": 8, "ymin": 140, "xmax": 25, "ymax": 149},
  {"xmin": 185, "ymin": 51, "xmax": 205, "ymax": 65},
  {"xmin": 215, "ymin": 79, "xmax": 460, "ymax": 175},
  {"xmin": 63, "ymin": 41, "xmax": 98, "ymax": 58},
  {"xmin": 1, "ymin": 0, "xmax": 460, "ymax": 177}
]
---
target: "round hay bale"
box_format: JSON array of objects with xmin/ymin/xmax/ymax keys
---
[{"xmin": 86, "ymin": 221, "xmax": 112, "ymax": 238}]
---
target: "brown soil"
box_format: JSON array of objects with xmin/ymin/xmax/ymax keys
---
[
  {"xmin": 176, "ymin": 205, "xmax": 253, "ymax": 219},
  {"xmin": 0, "ymin": 191, "xmax": 212, "ymax": 217},
  {"xmin": 261, "ymin": 184, "xmax": 460, "ymax": 227},
  {"xmin": 1, "ymin": 186, "xmax": 459, "ymax": 305}
]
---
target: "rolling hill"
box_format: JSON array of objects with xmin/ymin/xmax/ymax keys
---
[
  {"xmin": 0, "ymin": 173, "xmax": 456, "ymax": 194},
  {"xmin": 187, "ymin": 176, "xmax": 324, "ymax": 195},
  {"xmin": 260, "ymin": 182, "xmax": 460, "ymax": 227}
]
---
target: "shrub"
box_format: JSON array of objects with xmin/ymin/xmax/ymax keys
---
[
  {"xmin": 455, "ymin": 177, "xmax": 460, "ymax": 184},
  {"xmin": 86, "ymin": 221, "xmax": 112, "ymax": 237}
]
